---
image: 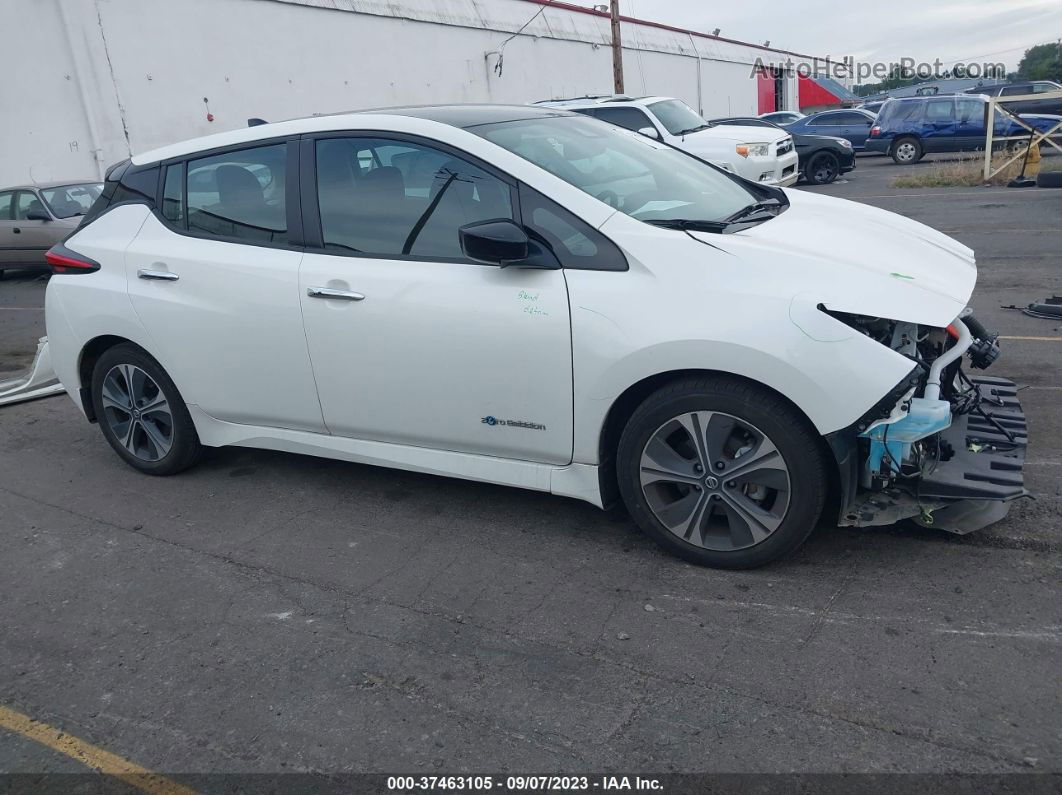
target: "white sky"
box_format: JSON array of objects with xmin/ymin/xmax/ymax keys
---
[{"xmin": 569, "ymin": 0, "xmax": 1062, "ymax": 82}]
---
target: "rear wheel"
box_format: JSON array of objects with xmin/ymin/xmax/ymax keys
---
[
  {"xmin": 617, "ymin": 377, "xmax": 828, "ymax": 569},
  {"xmin": 90, "ymin": 344, "xmax": 201, "ymax": 475},
  {"xmin": 892, "ymin": 136, "xmax": 923, "ymax": 165},
  {"xmin": 805, "ymin": 151, "xmax": 840, "ymax": 184}
]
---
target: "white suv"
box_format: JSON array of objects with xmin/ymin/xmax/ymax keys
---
[
  {"xmin": 44, "ymin": 105, "xmax": 1025, "ymax": 569},
  {"xmin": 536, "ymin": 95, "xmax": 799, "ymax": 186}
]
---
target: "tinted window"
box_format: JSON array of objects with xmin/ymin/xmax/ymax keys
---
[
  {"xmin": 15, "ymin": 191, "xmax": 47, "ymax": 220},
  {"xmin": 1033, "ymin": 83, "xmax": 1058, "ymax": 94},
  {"xmin": 519, "ymin": 185, "xmax": 626, "ymax": 271},
  {"xmin": 315, "ymin": 137, "xmax": 513, "ymax": 259},
  {"xmin": 878, "ymin": 101, "xmax": 923, "ymax": 126},
  {"xmin": 924, "ymin": 99, "xmax": 954, "ymax": 121},
  {"xmin": 187, "ymin": 144, "xmax": 286, "ymax": 243},
  {"xmin": 808, "ymin": 113, "xmax": 844, "ymax": 126},
  {"xmin": 956, "ymin": 99, "xmax": 984, "ymax": 125},
  {"xmin": 0, "ymin": 191, "xmax": 12, "ymax": 220},
  {"xmin": 162, "ymin": 163, "xmax": 185, "ymax": 225},
  {"xmin": 590, "ymin": 107, "xmax": 654, "ymax": 133},
  {"xmin": 1000, "ymin": 86, "xmax": 1027, "ymax": 96},
  {"xmin": 40, "ymin": 183, "xmax": 103, "ymax": 219}
]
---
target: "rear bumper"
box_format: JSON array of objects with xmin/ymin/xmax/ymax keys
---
[{"xmin": 864, "ymin": 138, "xmax": 892, "ymax": 155}]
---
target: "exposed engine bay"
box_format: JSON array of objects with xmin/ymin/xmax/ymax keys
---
[{"xmin": 827, "ymin": 308, "xmax": 1027, "ymax": 534}]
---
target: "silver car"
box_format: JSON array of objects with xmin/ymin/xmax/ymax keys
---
[{"xmin": 0, "ymin": 181, "xmax": 103, "ymax": 278}]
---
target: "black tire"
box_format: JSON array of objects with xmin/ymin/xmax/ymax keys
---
[
  {"xmin": 805, "ymin": 151, "xmax": 841, "ymax": 185},
  {"xmin": 891, "ymin": 136, "xmax": 923, "ymax": 165},
  {"xmin": 90, "ymin": 343, "xmax": 201, "ymax": 476},
  {"xmin": 1036, "ymin": 170, "xmax": 1062, "ymax": 188},
  {"xmin": 616, "ymin": 376, "xmax": 828, "ymax": 569}
]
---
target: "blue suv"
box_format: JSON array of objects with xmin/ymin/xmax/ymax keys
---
[{"xmin": 866, "ymin": 95, "xmax": 1062, "ymax": 164}]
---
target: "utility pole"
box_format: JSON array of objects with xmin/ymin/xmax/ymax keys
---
[{"xmin": 610, "ymin": 0, "xmax": 624, "ymax": 94}]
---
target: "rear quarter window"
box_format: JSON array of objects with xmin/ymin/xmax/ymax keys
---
[{"xmin": 877, "ymin": 101, "xmax": 923, "ymax": 129}]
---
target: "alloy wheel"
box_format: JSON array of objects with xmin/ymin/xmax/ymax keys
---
[
  {"xmin": 811, "ymin": 156, "xmax": 838, "ymax": 183},
  {"xmin": 638, "ymin": 411, "xmax": 791, "ymax": 551},
  {"xmin": 100, "ymin": 364, "xmax": 173, "ymax": 462}
]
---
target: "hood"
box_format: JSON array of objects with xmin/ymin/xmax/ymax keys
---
[{"xmin": 687, "ymin": 188, "xmax": 976, "ymax": 327}]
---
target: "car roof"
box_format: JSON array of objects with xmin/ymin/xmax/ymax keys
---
[
  {"xmin": 0, "ymin": 179, "xmax": 101, "ymax": 191},
  {"xmin": 130, "ymin": 104, "xmax": 579, "ymax": 165}
]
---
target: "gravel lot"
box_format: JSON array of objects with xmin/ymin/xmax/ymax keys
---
[{"xmin": 1, "ymin": 154, "xmax": 1059, "ymax": 779}]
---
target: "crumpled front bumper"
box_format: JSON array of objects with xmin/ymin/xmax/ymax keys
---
[{"xmin": 837, "ymin": 376, "xmax": 1028, "ymax": 534}]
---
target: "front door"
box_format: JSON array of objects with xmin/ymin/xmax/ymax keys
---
[{"xmin": 299, "ymin": 135, "xmax": 573, "ymax": 464}]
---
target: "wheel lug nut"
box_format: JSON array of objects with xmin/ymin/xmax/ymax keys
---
[
  {"xmin": 715, "ymin": 462, "xmax": 725, "ymax": 470},
  {"xmin": 727, "ymin": 481, "xmax": 736, "ymax": 488},
  {"xmin": 694, "ymin": 464, "xmax": 703, "ymax": 473}
]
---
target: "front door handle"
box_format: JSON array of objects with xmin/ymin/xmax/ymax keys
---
[
  {"xmin": 137, "ymin": 268, "xmax": 179, "ymax": 281},
  {"xmin": 307, "ymin": 287, "xmax": 365, "ymax": 301}
]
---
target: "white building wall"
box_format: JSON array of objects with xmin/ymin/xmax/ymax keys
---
[{"xmin": 1, "ymin": 0, "xmax": 814, "ymax": 186}]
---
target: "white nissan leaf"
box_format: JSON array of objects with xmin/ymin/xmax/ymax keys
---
[{"xmin": 44, "ymin": 105, "xmax": 1026, "ymax": 569}]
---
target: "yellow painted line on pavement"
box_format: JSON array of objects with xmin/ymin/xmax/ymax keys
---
[
  {"xmin": 0, "ymin": 704, "xmax": 197, "ymax": 795},
  {"xmin": 999, "ymin": 335, "xmax": 1062, "ymax": 342}
]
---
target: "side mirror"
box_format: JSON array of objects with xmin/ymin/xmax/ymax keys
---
[
  {"xmin": 26, "ymin": 209, "xmax": 51, "ymax": 221},
  {"xmin": 459, "ymin": 219, "xmax": 529, "ymax": 267},
  {"xmin": 637, "ymin": 126, "xmax": 661, "ymax": 140}
]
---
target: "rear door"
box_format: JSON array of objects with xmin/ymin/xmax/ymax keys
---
[
  {"xmin": 11, "ymin": 191, "xmax": 55, "ymax": 265},
  {"xmin": 298, "ymin": 133, "xmax": 574, "ymax": 464},
  {"xmin": 921, "ymin": 98, "xmax": 958, "ymax": 152},
  {"xmin": 124, "ymin": 141, "xmax": 326, "ymax": 433},
  {"xmin": 954, "ymin": 97, "xmax": 988, "ymax": 151}
]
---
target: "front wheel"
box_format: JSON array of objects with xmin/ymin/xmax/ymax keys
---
[
  {"xmin": 617, "ymin": 377, "xmax": 828, "ymax": 569},
  {"xmin": 891, "ymin": 137, "xmax": 923, "ymax": 165},
  {"xmin": 805, "ymin": 151, "xmax": 840, "ymax": 184},
  {"xmin": 91, "ymin": 344, "xmax": 202, "ymax": 476}
]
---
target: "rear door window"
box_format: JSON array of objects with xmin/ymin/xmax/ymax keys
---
[
  {"xmin": 162, "ymin": 163, "xmax": 185, "ymax": 225},
  {"xmin": 924, "ymin": 99, "xmax": 955, "ymax": 122},
  {"xmin": 15, "ymin": 191, "xmax": 47, "ymax": 220},
  {"xmin": 186, "ymin": 144, "xmax": 287, "ymax": 243}
]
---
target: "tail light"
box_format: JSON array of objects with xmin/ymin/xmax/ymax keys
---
[
  {"xmin": 46, "ymin": 243, "xmax": 100, "ymax": 274},
  {"xmin": 870, "ymin": 126, "xmax": 881, "ymax": 138}
]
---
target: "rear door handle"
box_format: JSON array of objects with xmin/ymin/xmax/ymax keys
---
[
  {"xmin": 137, "ymin": 268, "xmax": 179, "ymax": 281},
  {"xmin": 307, "ymin": 287, "xmax": 365, "ymax": 301}
]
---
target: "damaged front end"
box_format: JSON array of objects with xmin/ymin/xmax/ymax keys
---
[{"xmin": 828, "ymin": 309, "xmax": 1028, "ymax": 534}]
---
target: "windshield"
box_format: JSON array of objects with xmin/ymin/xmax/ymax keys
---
[
  {"xmin": 647, "ymin": 99, "xmax": 709, "ymax": 135},
  {"xmin": 40, "ymin": 182, "xmax": 104, "ymax": 218},
  {"xmin": 472, "ymin": 115, "xmax": 760, "ymax": 225}
]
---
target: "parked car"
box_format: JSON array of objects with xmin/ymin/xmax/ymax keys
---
[
  {"xmin": 0, "ymin": 181, "xmax": 102, "ymax": 278},
  {"xmin": 866, "ymin": 95, "xmax": 1062, "ymax": 164},
  {"xmin": 709, "ymin": 117, "xmax": 856, "ymax": 184},
  {"xmin": 784, "ymin": 109, "xmax": 878, "ymax": 151},
  {"xmin": 857, "ymin": 100, "xmax": 886, "ymax": 114},
  {"xmin": 536, "ymin": 95, "xmax": 799, "ymax": 186},
  {"xmin": 45, "ymin": 104, "xmax": 1024, "ymax": 569},
  {"xmin": 758, "ymin": 110, "xmax": 805, "ymax": 125},
  {"xmin": 966, "ymin": 81, "xmax": 1062, "ymax": 116}
]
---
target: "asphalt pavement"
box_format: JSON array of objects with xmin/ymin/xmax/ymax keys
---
[{"xmin": 0, "ymin": 155, "xmax": 1059, "ymax": 780}]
